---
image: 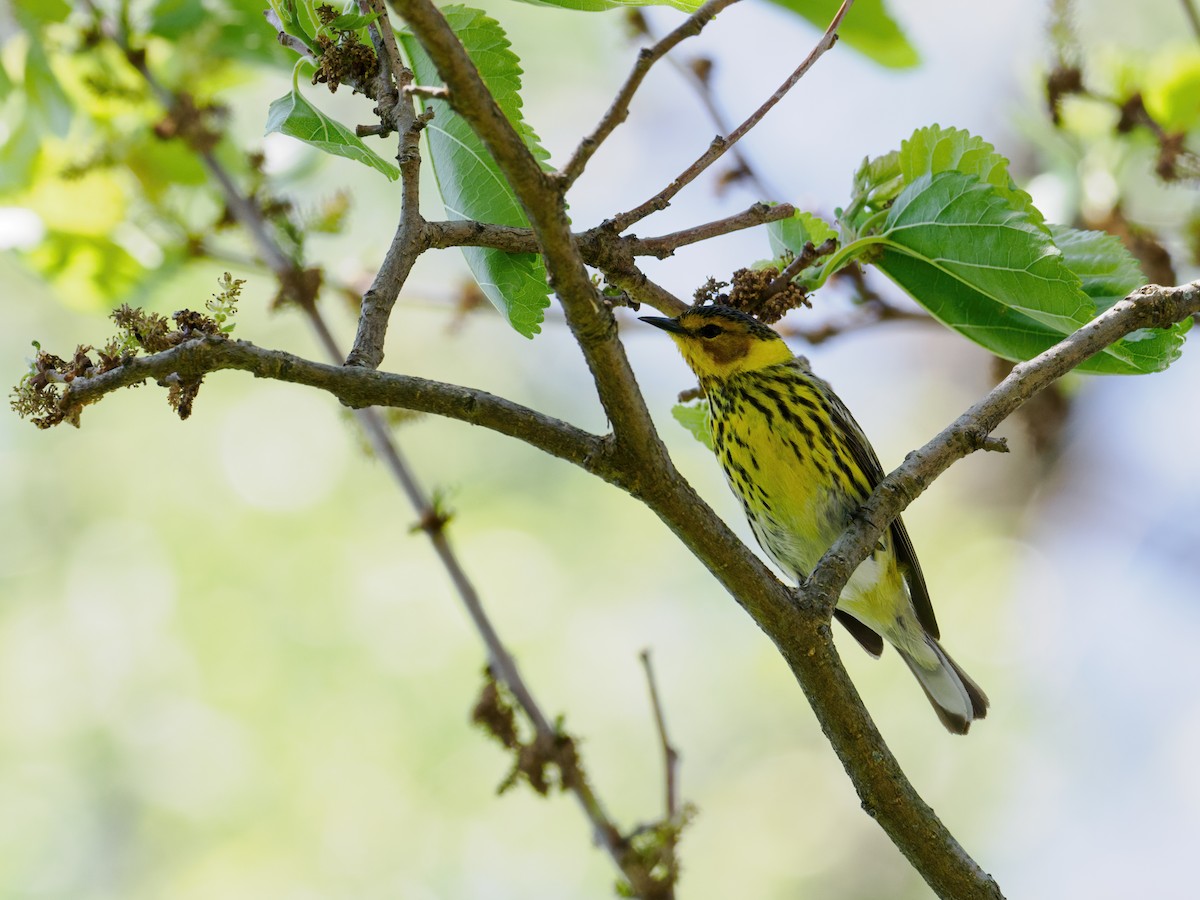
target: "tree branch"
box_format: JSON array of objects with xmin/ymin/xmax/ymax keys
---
[
  {"xmin": 559, "ymin": 0, "xmax": 742, "ymax": 188},
  {"xmin": 423, "ymin": 202, "xmax": 794, "ymax": 262},
  {"xmin": 624, "ymin": 202, "xmax": 794, "ymax": 258},
  {"xmin": 61, "ymin": 338, "xmax": 604, "ymax": 472},
  {"xmin": 345, "ymin": 1, "xmax": 432, "ymax": 369},
  {"xmin": 639, "ymin": 650, "xmax": 680, "ymax": 821},
  {"xmin": 639, "ymin": 649, "xmax": 681, "ymax": 900},
  {"xmin": 633, "ymin": 11, "xmax": 783, "ymax": 203},
  {"xmin": 606, "ymin": 0, "xmax": 854, "ymax": 233}
]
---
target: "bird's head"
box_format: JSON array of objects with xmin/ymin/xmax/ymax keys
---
[{"xmin": 640, "ymin": 305, "xmax": 793, "ymax": 381}]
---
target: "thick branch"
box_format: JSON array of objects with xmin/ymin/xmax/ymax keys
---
[{"xmin": 61, "ymin": 337, "xmax": 604, "ymax": 473}]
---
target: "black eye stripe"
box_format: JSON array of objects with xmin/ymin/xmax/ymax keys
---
[{"xmin": 697, "ymin": 324, "xmax": 723, "ymax": 338}]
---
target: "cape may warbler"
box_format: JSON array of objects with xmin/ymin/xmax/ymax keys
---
[{"xmin": 642, "ymin": 305, "xmax": 988, "ymax": 734}]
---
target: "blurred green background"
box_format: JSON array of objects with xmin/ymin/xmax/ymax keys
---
[{"xmin": 3, "ymin": 0, "xmax": 1200, "ymax": 897}]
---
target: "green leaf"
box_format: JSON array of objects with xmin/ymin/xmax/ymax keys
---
[
  {"xmin": 871, "ymin": 171, "xmax": 1175, "ymax": 374},
  {"xmin": 767, "ymin": 209, "xmax": 837, "ymax": 260},
  {"xmin": 762, "ymin": 0, "xmax": 918, "ymax": 69},
  {"xmin": 1049, "ymin": 224, "xmax": 1144, "ymax": 312},
  {"xmin": 879, "ymin": 171, "xmax": 1088, "ymax": 337},
  {"xmin": 1050, "ymin": 224, "xmax": 1189, "ymax": 371},
  {"xmin": 399, "ymin": 6, "xmax": 551, "ymax": 337},
  {"xmin": 672, "ymin": 402, "xmax": 714, "ymax": 451},
  {"xmin": 264, "ymin": 68, "xmax": 400, "ymax": 181},
  {"xmin": 846, "ymin": 126, "xmax": 1044, "ymax": 244},
  {"xmin": 898, "ymin": 125, "xmax": 1043, "ymax": 227}
]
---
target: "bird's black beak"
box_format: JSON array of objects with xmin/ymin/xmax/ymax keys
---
[{"xmin": 639, "ymin": 315, "xmax": 687, "ymax": 335}]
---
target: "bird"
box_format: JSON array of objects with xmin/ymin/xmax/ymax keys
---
[{"xmin": 641, "ymin": 304, "xmax": 988, "ymax": 734}]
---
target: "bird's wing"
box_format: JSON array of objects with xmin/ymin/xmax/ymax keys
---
[
  {"xmin": 817, "ymin": 376, "xmax": 940, "ymax": 640},
  {"xmin": 834, "ymin": 609, "xmax": 885, "ymax": 657}
]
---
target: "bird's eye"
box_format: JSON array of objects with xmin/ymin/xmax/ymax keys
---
[{"xmin": 697, "ymin": 324, "xmax": 723, "ymax": 339}]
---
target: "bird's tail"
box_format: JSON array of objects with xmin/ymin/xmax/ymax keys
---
[{"xmin": 899, "ymin": 639, "xmax": 989, "ymax": 735}]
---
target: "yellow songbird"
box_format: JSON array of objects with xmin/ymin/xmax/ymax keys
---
[{"xmin": 642, "ymin": 304, "xmax": 988, "ymax": 733}]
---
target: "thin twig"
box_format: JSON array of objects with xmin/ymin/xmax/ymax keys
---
[
  {"xmin": 639, "ymin": 649, "xmax": 679, "ymax": 900},
  {"xmin": 605, "ymin": 265, "xmax": 690, "ymax": 316},
  {"xmin": 639, "ymin": 650, "xmax": 679, "ymax": 819},
  {"xmin": 264, "ymin": 9, "xmax": 315, "ymax": 59},
  {"xmin": 606, "ymin": 0, "xmax": 855, "ymax": 233},
  {"xmin": 405, "ymin": 83, "xmax": 451, "ymax": 100},
  {"xmin": 363, "ymin": 0, "xmax": 407, "ymax": 90},
  {"xmin": 560, "ymin": 0, "xmax": 743, "ymax": 188},
  {"xmin": 627, "ymin": 202, "xmax": 794, "ymax": 258},
  {"xmin": 762, "ymin": 236, "xmax": 836, "ymax": 298},
  {"xmin": 634, "ymin": 11, "xmax": 782, "ymax": 203},
  {"xmin": 422, "ymin": 202, "xmax": 794, "ymax": 262},
  {"xmin": 63, "ymin": 337, "xmax": 604, "ymax": 467}
]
